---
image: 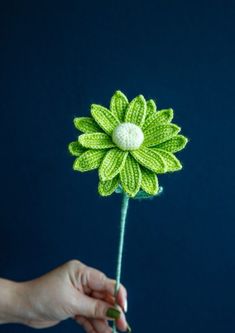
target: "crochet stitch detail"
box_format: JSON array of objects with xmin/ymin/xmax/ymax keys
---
[
  {"xmin": 68, "ymin": 90, "xmax": 188, "ymax": 197},
  {"xmin": 112, "ymin": 123, "xmax": 144, "ymax": 151}
]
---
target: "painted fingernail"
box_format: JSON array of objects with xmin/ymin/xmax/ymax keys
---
[
  {"xmin": 124, "ymin": 299, "xmax": 128, "ymax": 313},
  {"xmin": 106, "ymin": 307, "xmax": 121, "ymax": 320},
  {"xmin": 126, "ymin": 322, "xmax": 132, "ymax": 333}
]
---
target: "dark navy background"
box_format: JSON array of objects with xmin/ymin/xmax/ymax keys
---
[{"xmin": 0, "ymin": 0, "xmax": 235, "ymax": 332}]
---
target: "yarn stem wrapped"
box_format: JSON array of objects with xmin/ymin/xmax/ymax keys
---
[{"xmin": 113, "ymin": 192, "xmax": 129, "ymax": 333}]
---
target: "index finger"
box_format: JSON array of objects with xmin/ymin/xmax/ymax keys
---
[{"xmin": 83, "ymin": 266, "xmax": 127, "ymax": 311}]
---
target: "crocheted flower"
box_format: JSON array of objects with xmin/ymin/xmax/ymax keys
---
[{"xmin": 68, "ymin": 91, "xmax": 188, "ymax": 197}]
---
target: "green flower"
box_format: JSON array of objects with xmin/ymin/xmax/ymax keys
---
[{"xmin": 68, "ymin": 91, "xmax": 188, "ymax": 198}]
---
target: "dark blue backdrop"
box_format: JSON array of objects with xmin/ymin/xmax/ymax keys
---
[{"xmin": 0, "ymin": 0, "xmax": 235, "ymax": 332}]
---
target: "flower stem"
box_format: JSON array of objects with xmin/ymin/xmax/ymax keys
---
[{"xmin": 112, "ymin": 192, "xmax": 129, "ymax": 333}]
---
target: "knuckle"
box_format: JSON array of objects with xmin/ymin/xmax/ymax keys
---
[
  {"xmin": 66, "ymin": 259, "xmax": 86, "ymax": 271},
  {"xmin": 67, "ymin": 259, "xmax": 80, "ymax": 267},
  {"xmin": 99, "ymin": 272, "xmax": 107, "ymax": 284},
  {"xmin": 86, "ymin": 267, "xmax": 107, "ymax": 286}
]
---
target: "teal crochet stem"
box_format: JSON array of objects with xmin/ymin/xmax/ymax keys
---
[{"xmin": 112, "ymin": 192, "xmax": 129, "ymax": 333}]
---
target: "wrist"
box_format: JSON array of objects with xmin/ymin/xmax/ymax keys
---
[{"xmin": 0, "ymin": 278, "xmax": 30, "ymax": 325}]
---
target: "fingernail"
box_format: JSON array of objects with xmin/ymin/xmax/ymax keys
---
[
  {"xmin": 124, "ymin": 299, "xmax": 128, "ymax": 313},
  {"xmin": 126, "ymin": 322, "xmax": 132, "ymax": 333},
  {"xmin": 106, "ymin": 307, "xmax": 121, "ymax": 320}
]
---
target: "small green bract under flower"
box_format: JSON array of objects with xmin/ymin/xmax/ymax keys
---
[{"xmin": 68, "ymin": 90, "xmax": 188, "ymax": 197}]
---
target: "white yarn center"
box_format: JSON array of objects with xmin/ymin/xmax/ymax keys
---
[{"xmin": 112, "ymin": 122, "xmax": 144, "ymax": 151}]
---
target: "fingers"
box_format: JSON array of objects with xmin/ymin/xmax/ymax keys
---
[
  {"xmin": 75, "ymin": 315, "xmax": 126, "ymax": 333},
  {"xmin": 75, "ymin": 316, "xmax": 112, "ymax": 333},
  {"xmin": 74, "ymin": 293, "xmax": 127, "ymax": 331},
  {"xmin": 85, "ymin": 291, "xmax": 128, "ymax": 332},
  {"xmin": 91, "ymin": 291, "xmax": 115, "ymax": 306},
  {"xmin": 116, "ymin": 284, "xmax": 127, "ymax": 314},
  {"xmin": 91, "ymin": 318, "xmax": 112, "ymax": 333},
  {"xmin": 82, "ymin": 266, "xmax": 127, "ymax": 312},
  {"xmin": 116, "ymin": 314, "xmax": 128, "ymax": 332},
  {"xmin": 75, "ymin": 316, "xmax": 96, "ymax": 333},
  {"xmin": 75, "ymin": 292, "xmax": 117, "ymax": 319},
  {"xmin": 82, "ymin": 267, "xmax": 116, "ymax": 295}
]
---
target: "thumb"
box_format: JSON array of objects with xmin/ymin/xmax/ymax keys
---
[{"xmin": 75, "ymin": 292, "xmax": 122, "ymax": 320}]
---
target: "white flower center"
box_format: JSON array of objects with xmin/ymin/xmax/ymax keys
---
[{"xmin": 112, "ymin": 122, "xmax": 144, "ymax": 151}]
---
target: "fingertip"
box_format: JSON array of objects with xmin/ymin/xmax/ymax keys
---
[
  {"xmin": 116, "ymin": 285, "xmax": 128, "ymax": 313},
  {"xmin": 116, "ymin": 311, "xmax": 128, "ymax": 332},
  {"xmin": 121, "ymin": 284, "xmax": 128, "ymax": 298}
]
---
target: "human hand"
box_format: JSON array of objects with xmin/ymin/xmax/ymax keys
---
[{"xmin": 14, "ymin": 260, "xmax": 130, "ymax": 332}]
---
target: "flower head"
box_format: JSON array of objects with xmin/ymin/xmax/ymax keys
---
[{"xmin": 68, "ymin": 91, "xmax": 188, "ymax": 197}]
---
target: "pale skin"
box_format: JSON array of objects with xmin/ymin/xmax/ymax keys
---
[{"xmin": 0, "ymin": 260, "xmax": 129, "ymax": 333}]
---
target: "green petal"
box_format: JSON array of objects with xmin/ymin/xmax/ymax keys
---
[
  {"xmin": 141, "ymin": 167, "xmax": 159, "ymax": 195},
  {"xmin": 74, "ymin": 117, "xmax": 101, "ymax": 133},
  {"xmin": 153, "ymin": 149, "xmax": 182, "ymax": 172},
  {"xmin": 143, "ymin": 109, "xmax": 174, "ymax": 130},
  {"xmin": 73, "ymin": 150, "xmax": 106, "ymax": 172},
  {"xmin": 99, "ymin": 148, "xmax": 128, "ymax": 181},
  {"xmin": 110, "ymin": 90, "xmax": 129, "ymax": 122},
  {"xmin": 68, "ymin": 141, "xmax": 85, "ymax": 156},
  {"xmin": 145, "ymin": 99, "xmax": 157, "ymax": 119},
  {"xmin": 131, "ymin": 147, "xmax": 166, "ymax": 173},
  {"xmin": 155, "ymin": 135, "xmax": 188, "ymax": 153},
  {"xmin": 120, "ymin": 155, "xmax": 142, "ymax": 197},
  {"xmin": 98, "ymin": 176, "xmax": 119, "ymax": 196},
  {"xmin": 144, "ymin": 124, "xmax": 181, "ymax": 147},
  {"xmin": 91, "ymin": 104, "xmax": 119, "ymax": 135},
  {"xmin": 79, "ymin": 133, "xmax": 115, "ymax": 149},
  {"xmin": 124, "ymin": 95, "xmax": 146, "ymax": 127}
]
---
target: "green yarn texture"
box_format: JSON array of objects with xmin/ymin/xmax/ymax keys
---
[{"xmin": 68, "ymin": 90, "xmax": 188, "ymax": 198}]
